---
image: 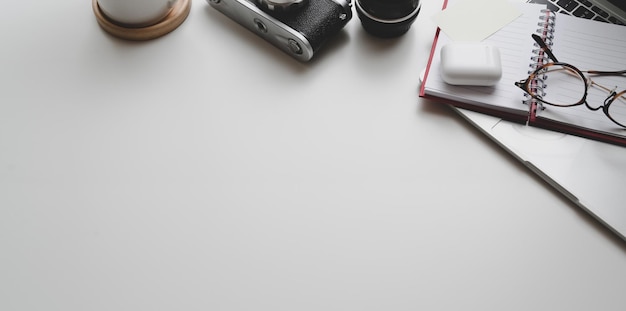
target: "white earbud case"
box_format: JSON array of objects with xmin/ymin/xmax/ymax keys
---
[{"xmin": 440, "ymin": 43, "xmax": 502, "ymax": 86}]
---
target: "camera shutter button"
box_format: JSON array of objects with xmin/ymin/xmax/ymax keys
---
[{"xmin": 287, "ymin": 39, "xmax": 303, "ymax": 55}]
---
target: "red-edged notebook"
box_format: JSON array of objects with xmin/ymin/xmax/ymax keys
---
[{"xmin": 419, "ymin": 0, "xmax": 626, "ymax": 147}]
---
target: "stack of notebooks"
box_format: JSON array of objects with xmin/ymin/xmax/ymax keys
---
[{"xmin": 419, "ymin": 0, "xmax": 626, "ymax": 146}]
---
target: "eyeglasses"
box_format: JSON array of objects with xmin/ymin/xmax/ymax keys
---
[{"xmin": 515, "ymin": 34, "xmax": 626, "ymax": 128}]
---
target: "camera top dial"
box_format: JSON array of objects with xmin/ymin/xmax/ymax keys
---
[{"xmin": 256, "ymin": 0, "xmax": 308, "ymax": 13}]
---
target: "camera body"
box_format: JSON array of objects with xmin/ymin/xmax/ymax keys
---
[{"xmin": 208, "ymin": 0, "xmax": 352, "ymax": 62}]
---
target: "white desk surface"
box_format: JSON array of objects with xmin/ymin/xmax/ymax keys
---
[{"xmin": 1, "ymin": 1, "xmax": 625, "ymax": 310}]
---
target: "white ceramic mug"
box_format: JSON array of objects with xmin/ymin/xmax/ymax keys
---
[{"xmin": 97, "ymin": 0, "xmax": 178, "ymax": 27}]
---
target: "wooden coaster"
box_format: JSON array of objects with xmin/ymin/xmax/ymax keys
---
[{"xmin": 93, "ymin": 0, "xmax": 191, "ymax": 41}]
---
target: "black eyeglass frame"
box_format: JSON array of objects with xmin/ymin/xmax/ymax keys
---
[{"xmin": 514, "ymin": 34, "xmax": 626, "ymax": 128}]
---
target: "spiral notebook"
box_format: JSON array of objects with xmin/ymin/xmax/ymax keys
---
[{"xmin": 419, "ymin": 0, "xmax": 626, "ymax": 146}]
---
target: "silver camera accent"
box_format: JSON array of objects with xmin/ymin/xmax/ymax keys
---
[{"xmin": 207, "ymin": 0, "xmax": 352, "ymax": 62}]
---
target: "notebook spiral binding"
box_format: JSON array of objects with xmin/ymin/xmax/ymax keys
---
[{"xmin": 523, "ymin": 9, "xmax": 556, "ymax": 106}]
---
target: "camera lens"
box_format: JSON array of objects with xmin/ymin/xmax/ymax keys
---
[{"xmin": 356, "ymin": 0, "xmax": 420, "ymax": 38}]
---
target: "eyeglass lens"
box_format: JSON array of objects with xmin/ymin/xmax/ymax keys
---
[
  {"xmin": 608, "ymin": 92, "xmax": 626, "ymax": 127},
  {"xmin": 531, "ymin": 64, "xmax": 586, "ymax": 107}
]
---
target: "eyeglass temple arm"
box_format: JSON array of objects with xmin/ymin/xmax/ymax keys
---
[
  {"xmin": 532, "ymin": 34, "xmax": 559, "ymax": 63},
  {"xmin": 587, "ymin": 69, "xmax": 626, "ymax": 76}
]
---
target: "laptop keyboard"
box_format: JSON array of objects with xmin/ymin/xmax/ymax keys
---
[{"xmin": 538, "ymin": 0, "xmax": 625, "ymax": 25}]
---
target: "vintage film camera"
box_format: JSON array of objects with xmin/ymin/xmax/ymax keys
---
[{"xmin": 207, "ymin": 0, "xmax": 353, "ymax": 62}]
